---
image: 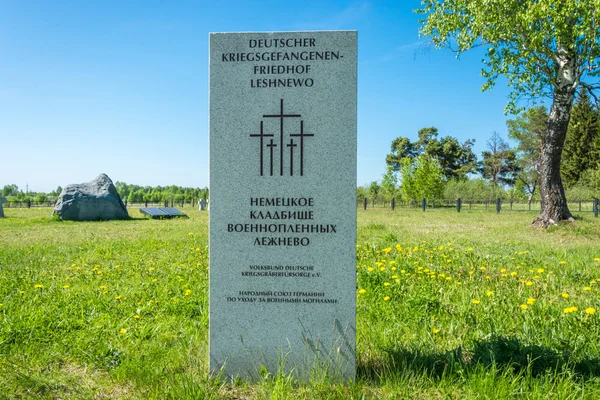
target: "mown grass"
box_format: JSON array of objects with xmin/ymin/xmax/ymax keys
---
[{"xmin": 1, "ymin": 207, "xmax": 599, "ymax": 399}]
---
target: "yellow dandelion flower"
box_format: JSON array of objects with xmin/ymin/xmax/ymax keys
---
[
  {"xmin": 390, "ymin": 261, "xmax": 396, "ymax": 265},
  {"xmin": 486, "ymin": 291, "xmax": 494, "ymax": 296},
  {"xmin": 510, "ymin": 272, "xmax": 517, "ymax": 276},
  {"xmin": 525, "ymin": 281, "xmax": 533, "ymax": 286},
  {"xmin": 520, "ymin": 304, "xmax": 528, "ymax": 310},
  {"xmin": 120, "ymin": 328, "xmax": 127, "ymax": 334},
  {"xmin": 561, "ymin": 293, "xmax": 570, "ymax": 299},
  {"xmin": 501, "ymin": 274, "xmax": 508, "ymax": 278},
  {"xmin": 391, "ymin": 266, "xmax": 397, "ymax": 271},
  {"xmin": 114, "ymin": 265, "xmax": 120, "ymax": 269},
  {"xmin": 401, "ymin": 270, "xmax": 406, "ymax": 274},
  {"xmin": 392, "ymin": 275, "xmax": 398, "ymax": 279},
  {"xmin": 480, "ymin": 267, "xmax": 487, "ymax": 271},
  {"xmin": 358, "ymin": 289, "xmax": 366, "ymax": 294},
  {"xmin": 188, "ymin": 232, "xmax": 193, "ymax": 236},
  {"xmin": 379, "ymin": 267, "xmax": 386, "ymax": 272},
  {"xmin": 99, "ymin": 285, "xmax": 107, "ymax": 291},
  {"xmin": 584, "ymin": 287, "xmax": 592, "ymax": 291},
  {"xmin": 114, "ymin": 295, "xmax": 122, "ymax": 300},
  {"xmin": 383, "ymin": 282, "xmax": 390, "ymax": 287},
  {"xmin": 133, "ymin": 314, "xmax": 141, "ymax": 319},
  {"xmin": 63, "ymin": 284, "xmax": 70, "ymax": 289},
  {"xmin": 586, "ymin": 308, "xmax": 596, "ymax": 315},
  {"xmin": 472, "ymin": 300, "xmax": 480, "ymax": 305},
  {"xmin": 432, "ymin": 328, "xmax": 440, "ymax": 334},
  {"xmin": 559, "ymin": 261, "xmax": 566, "ymax": 265},
  {"xmin": 383, "ymin": 296, "xmax": 390, "ymax": 301},
  {"xmin": 34, "ymin": 284, "xmax": 43, "ymax": 289},
  {"xmin": 537, "ymin": 268, "xmax": 545, "ymax": 273},
  {"xmin": 0, "ymin": 304, "xmax": 3, "ymax": 307},
  {"xmin": 185, "ymin": 289, "xmax": 192, "ymax": 296},
  {"xmin": 563, "ymin": 306, "xmax": 578, "ymax": 313},
  {"xmin": 500, "ymin": 268, "xmax": 507, "ymax": 273},
  {"xmin": 367, "ymin": 267, "xmax": 374, "ymax": 272},
  {"xmin": 594, "ymin": 258, "xmax": 600, "ymax": 262},
  {"xmin": 527, "ymin": 298, "xmax": 536, "ymax": 305}
]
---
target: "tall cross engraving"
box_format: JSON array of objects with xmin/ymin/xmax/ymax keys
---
[
  {"xmin": 249, "ymin": 121, "xmax": 274, "ymax": 176},
  {"xmin": 249, "ymin": 99, "xmax": 314, "ymax": 176},
  {"xmin": 290, "ymin": 120, "xmax": 314, "ymax": 176}
]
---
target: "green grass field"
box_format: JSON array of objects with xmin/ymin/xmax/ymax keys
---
[{"xmin": 1, "ymin": 207, "xmax": 600, "ymax": 399}]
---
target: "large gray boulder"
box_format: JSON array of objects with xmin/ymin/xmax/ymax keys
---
[{"xmin": 53, "ymin": 174, "xmax": 128, "ymax": 221}]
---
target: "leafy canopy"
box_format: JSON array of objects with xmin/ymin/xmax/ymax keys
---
[
  {"xmin": 386, "ymin": 127, "xmax": 477, "ymax": 180},
  {"xmin": 417, "ymin": 0, "xmax": 600, "ymax": 113}
]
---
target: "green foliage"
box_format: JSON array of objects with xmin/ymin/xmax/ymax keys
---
[
  {"xmin": 444, "ymin": 178, "xmax": 509, "ymax": 200},
  {"xmin": 507, "ymin": 107, "xmax": 548, "ymax": 198},
  {"xmin": 562, "ymin": 91, "xmax": 600, "ymax": 187},
  {"xmin": 380, "ymin": 166, "xmax": 399, "ymax": 201},
  {"xmin": 368, "ymin": 181, "xmax": 381, "ymax": 199},
  {"xmin": 400, "ymin": 155, "xmax": 445, "ymax": 201},
  {"xmin": 417, "ymin": 0, "xmax": 600, "ymax": 114},
  {"xmin": 114, "ymin": 182, "xmax": 208, "ymax": 203},
  {"xmin": 479, "ymin": 131, "xmax": 519, "ymax": 187},
  {"xmin": 1, "ymin": 184, "xmax": 19, "ymax": 197},
  {"xmin": 387, "ymin": 127, "xmax": 477, "ymax": 180},
  {"xmin": 356, "ymin": 185, "xmax": 368, "ymax": 201}
]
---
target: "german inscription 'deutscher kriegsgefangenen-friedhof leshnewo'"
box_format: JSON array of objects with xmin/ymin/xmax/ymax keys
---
[{"xmin": 209, "ymin": 31, "xmax": 357, "ymax": 381}]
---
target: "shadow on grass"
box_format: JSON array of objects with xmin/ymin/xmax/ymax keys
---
[{"xmin": 358, "ymin": 335, "xmax": 600, "ymax": 382}]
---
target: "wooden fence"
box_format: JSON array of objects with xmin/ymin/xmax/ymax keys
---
[{"xmin": 357, "ymin": 198, "xmax": 600, "ymax": 217}]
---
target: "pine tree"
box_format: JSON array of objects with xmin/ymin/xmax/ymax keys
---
[{"xmin": 562, "ymin": 91, "xmax": 600, "ymax": 187}]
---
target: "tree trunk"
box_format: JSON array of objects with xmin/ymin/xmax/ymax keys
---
[{"xmin": 532, "ymin": 80, "xmax": 576, "ymax": 227}]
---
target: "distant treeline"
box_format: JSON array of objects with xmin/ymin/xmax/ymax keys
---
[{"xmin": 1, "ymin": 182, "xmax": 209, "ymax": 204}]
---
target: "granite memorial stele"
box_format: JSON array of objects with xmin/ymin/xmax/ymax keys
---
[{"xmin": 209, "ymin": 30, "xmax": 357, "ymax": 381}]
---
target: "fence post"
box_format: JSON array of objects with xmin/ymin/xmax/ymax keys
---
[
  {"xmin": 510, "ymin": 200, "xmax": 513, "ymax": 210},
  {"xmin": 421, "ymin": 198, "xmax": 426, "ymax": 212},
  {"xmin": 496, "ymin": 198, "xmax": 501, "ymax": 214},
  {"xmin": 456, "ymin": 198, "xmax": 462, "ymax": 213},
  {"xmin": 594, "ymin": 198, "xmax": 599, "ymax": 218},
  {"xmin": 145, "ymin": 201, "xmax": 148, "ymax": 208},
  {"xmin": 27, "ymin": 199, "xmax": 31, "ymax": 209},
  {"xmin": 485, "ymin": 200, "xmax": 488, "ymax": 210},
  {"xmin": 391, "ymin": 198, "xmax": 395, "ymax": 211},
  {"xmin": 124, "ymin": 199, "xmax": 128, "ymax": 208},
  {"xmin": 579, "ymin": 200, "xmax": 582, "ymax": 212},
  {"xmin": 164, "ymin": 200, "xmax": 168, "ymax": 208},
  {"xmin": 363, "ymin": 198, "xmax": 367, "ymax": 210},
  {"xmin": 469, "ymin": 200, "xmax": 472, "ymax": 210}
]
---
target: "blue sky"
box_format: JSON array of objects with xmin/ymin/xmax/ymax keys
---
[{"xmin": 0, "ymin": 0, "xmax": 517, "ymax": 193}]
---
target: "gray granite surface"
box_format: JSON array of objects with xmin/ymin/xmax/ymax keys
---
[
  {"xmin": 53, "ymin": 173, "xmax": 128, "ymax": 221},
  {"xmin": 209, "ymin": 31, "xmax": 357, "ymax": 381}
]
